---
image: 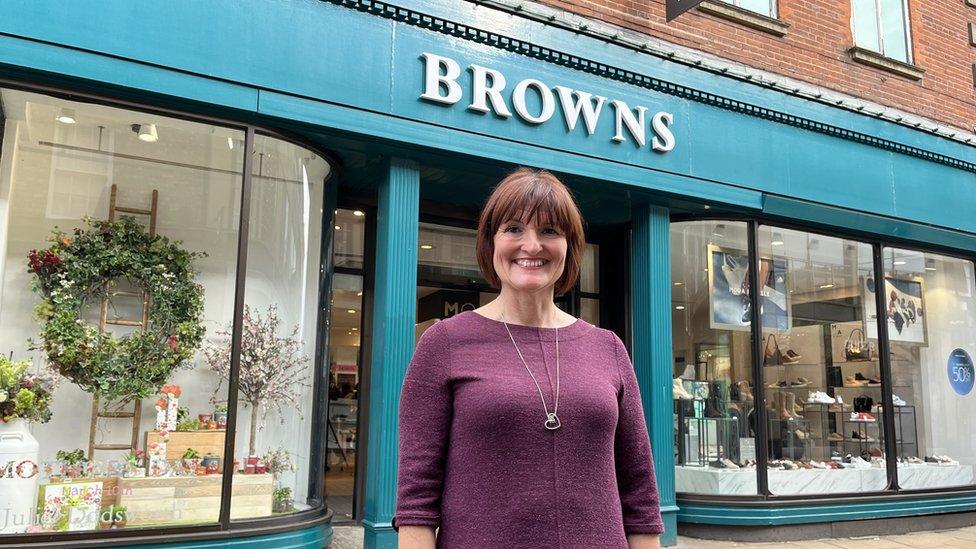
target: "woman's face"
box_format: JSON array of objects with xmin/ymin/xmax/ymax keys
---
[{"xmin": 492, "ymin": 217, "xmax": 567, "ymax": 295}]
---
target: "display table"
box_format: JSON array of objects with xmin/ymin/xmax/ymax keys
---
[
  {"xmin": 117, "ymin": 473, "xmax": 273, "ymax": 526},
  {"xmin": 676, "ymin": 463, "xmax": 975, "ymax": 495}
]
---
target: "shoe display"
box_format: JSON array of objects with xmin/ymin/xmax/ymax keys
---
[
  {"xmin": 807, "ymin": 391, "xmax": 835, "ymax": 404},
  {"xmin": 844, "ymin": 375, "xmax": 868, "ymax": 387},
  {"xmin": 737, "ymin": 380, "xmax": 755, "ymax": 401},
  {"xmin": 850, "ymin": 411, "xmax": 876, "ymax": 422},
  {"xmin": 908, "ymin": 456, "xmax": 925, "ymax": 464},
  {"xmin": 673, "ymin": 378, "xmax": 695, "ymax": 400},
  {"xmin": 851, "ymin": 431, "xmax": 876, "ymax": 442},
  {"xmin": 828, "ymin": 432, "xmax": 845, "ymax": 442},
  {"xmin": 793, "ymin": 377, "xmax": 811, "ymax": 387},
  {"xmin": 785, "ymin": 349, "xmax": 802, "ymax": 362},
  {"xmin": 722, "ymin": 458, "xmax": 740, "ymax": 469},
  {"xmin": 855, "ymin": 372, "xmax": 882, "ymax": 385},
  {"xmin": 892, "ymin": 394, "xmax": 907, "ymax": 406}
]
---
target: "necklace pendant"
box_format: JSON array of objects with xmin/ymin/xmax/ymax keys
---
[{"xmin": 544, "ymin": 413, "xmax": 561, "ymax": 431}]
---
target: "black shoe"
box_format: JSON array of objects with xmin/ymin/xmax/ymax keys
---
[{"xmin": 710, "ymin": 459, "xmax": 729, "ymax": 469}]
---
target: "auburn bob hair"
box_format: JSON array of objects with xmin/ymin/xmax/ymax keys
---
[{"xmin": 476, "ymin": 168, "xmax": 585, "ymax": 296}]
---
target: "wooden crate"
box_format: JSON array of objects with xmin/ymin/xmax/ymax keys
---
[
  {"xmin": 117, "ymin": 473, "xmax": 273, "ymax": 526},
  {"xmin": 145, "ymin": 430, "xmax": 225, "ymax": 460}
]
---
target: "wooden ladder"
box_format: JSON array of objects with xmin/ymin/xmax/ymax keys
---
[{"xmin": 87, "ymin": 184, "xmax": 159, "ymax": 460}]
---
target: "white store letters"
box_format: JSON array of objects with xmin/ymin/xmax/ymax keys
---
[{"xmin": 420, "ymin": 52, "xmax": 675, "ymax": 153}]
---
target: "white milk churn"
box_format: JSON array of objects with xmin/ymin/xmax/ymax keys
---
[{"xmin": 0, "ymin": 419, "xmax": 41, "ymax": 534}]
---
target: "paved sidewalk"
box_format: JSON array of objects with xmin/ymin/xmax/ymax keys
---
[
  {"xmin": 677, "ymin": 525, "xmax": 976, "ymax": 548},
  {"xmin": 331, "ymin": 524, "xmax": 976, "ymax": 547}
]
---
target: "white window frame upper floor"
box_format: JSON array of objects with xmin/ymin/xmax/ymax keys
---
[
  {"xmin": 719, "ymin": 0, "xmax": 777, "ymax": 19},
  {"xmin": 851, "ymin": 0, "xmax": 915, "ymax": 64}
]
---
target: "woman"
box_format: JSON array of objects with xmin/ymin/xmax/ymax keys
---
[{"xmin": 394, "ymin": 168, "xmax": 664, "ymax": 548}]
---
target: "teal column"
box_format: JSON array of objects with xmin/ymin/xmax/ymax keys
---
[
  {"xmin": 363, "ymin": 158, "xmax": 420, "ymax": 549},
  {"xmin": 631, "ymin": 203, "xmax": 678, "ymax": 546}
]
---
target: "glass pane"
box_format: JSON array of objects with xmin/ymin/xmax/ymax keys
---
[
  {"xmin": 0, "ymin": 87, "xmax": 243, "ymax": 535},
  {"xmin": 417, "ymin": 286, "xmax": 496, "ymax": 340},
  {"xmin": 581, "ymin": 243, "xmax": 600, "ymax": 293},
  {"xmin": 327, "ymin": 273, "xmax": 363, "ymax": 519},
  {"xmin": 334, "ymin": 208, "xmax": 365, "ymax": 269},
  {"xmin": 758, "ymin": 226, "xmax": 884, "ymax": 495},
  {"xmin": 418, "ymin": 223, "xmax": 484, "ymax": 286},
  {"xmin": 671, "ymin": 221, "xmax": 757, "ymax": 495},
  {"xmin": 738, "ymin": 0, "xmax": 775, "ymax": 17},
  {"xmin": 231, "ymin": 135, "xmax": 331, "ymax": 520},
  {"xmin": 883, "ymin": 249, "xmax": 976, "ymax": 489},
  {"xmin": 880, "ymin": 0, "xmax": 910, "ymax": 62},
  {"xmin": 581, "ymin": 297, "xmax": 600, "ymax": 325},
  {"xmin": 853, "ymin": 0, "xmax": 882, "ymax": 52}
]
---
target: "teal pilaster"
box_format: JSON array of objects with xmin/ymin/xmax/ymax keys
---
[
  {"xmin": 631, "ymin": 204, "xmax": 678, "ymax": 547},
  {"xmin": 363, "ymin": 158, "xmax": 421, "ymax": 549}
]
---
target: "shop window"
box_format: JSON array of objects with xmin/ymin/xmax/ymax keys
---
[
  {"xmin": 327, "ymin": 270, "xmax": 364, "ymax": 520},
  {"xmin": 580, "ymin": 243, "xmax": 600, "ymax": 325},
  {"xmin": 758, "ymin": 226, "xmax": 884, "ymax": 495},
  {"xmin": 671, "ymin": 221, "xmax": 758, "ymax": 495},
  {"xmin": 0, "ymin": 88, "xmax": 244, "ymax": 536},
  {"xmin": 852, "ymin": 0, "xmax": 912, "ymax": 63},
  {"xmin": 231, "ymin": 135, "xmax": 332, "ymax": 520},
  {"xmin": 334, "ymin": 209, "xmax": 365, "ymax": 269},
  {"xmin": 719, "ymin": 0, "xmax": 776, "ymax": 18},
  {"xmin": 417, "ymin": 222, "xmax": 484, "ymax": 287},
  {"xmin": 882, "ymin": 248, "xmax": 976, "ymax": 489}
]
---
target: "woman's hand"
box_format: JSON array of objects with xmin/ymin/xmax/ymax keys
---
[
  {"xmin": 398, "ymin": 525, "xmax": 437, "ymax": 549},
  {"xmin": 628, "ymin": 533, "xmax": 662, "ymax": 549}
]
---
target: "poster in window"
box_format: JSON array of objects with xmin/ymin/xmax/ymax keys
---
[
  {"xmin": 707, "ymin": 245, "xmax": 790, "ymax": 332},
  {"xmin": 862, "ymin": 275, "xmax": 927, "ymax": 345}
]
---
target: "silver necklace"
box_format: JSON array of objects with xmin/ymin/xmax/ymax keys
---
[{"xmin": 501, "ymin": 313, "xmax": 561, "ymax": 431}]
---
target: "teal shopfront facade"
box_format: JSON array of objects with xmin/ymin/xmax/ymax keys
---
[{"xmin": 2, "ymin": 0, "xmax": 976, "ymax": 548}]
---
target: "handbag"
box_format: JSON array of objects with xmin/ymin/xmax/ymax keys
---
[
  {"xmin": 853, "ymin": 395, "xmax": 874, "ymax": 413},
  {"xmin": 844, "ymin": 328, "xmax": 874, "ymax": 362},
  {"xmin": 763, "ymin": 334, "xmax": 783, "ymax": 366}
]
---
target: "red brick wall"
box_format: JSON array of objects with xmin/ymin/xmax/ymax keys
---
[{"xmin": 536, "ymin": 0, "xmax": 976, "ymax": 132}]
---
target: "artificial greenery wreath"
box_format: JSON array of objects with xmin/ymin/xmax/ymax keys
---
[{"xmin": 29, "ymin": 216, "xmax": 206, "ymax": 401}]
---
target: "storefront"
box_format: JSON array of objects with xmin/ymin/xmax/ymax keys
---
[{"xmin": 1, "ymin": 1, "xmax": 976, "ymax": 548}]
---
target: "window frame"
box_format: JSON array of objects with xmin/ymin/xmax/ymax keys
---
[
  {"xmin": 851, "ymin": 0, "xmax": 915, "ymax": 64},
  {"xmin": 720, "ymin": 0, "xmax": 777, "ymax": 19},
  {"xmin": 671, "ymin": 212, "xmax": 976, "ymax": 504},
  {"xmin": 0, "ymin": 78, "xmax": 341, "ymax": 546}
]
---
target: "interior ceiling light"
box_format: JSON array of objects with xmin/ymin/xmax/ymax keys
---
[
  {"xmin": 356, "ymin": 291, "xmax": 363, "ymax": 296},
  {"xmin": 673, "ymin": 282, "xmax": 684, "ymax": 286},
  {"xmin": 131, "ymin": 123, "xmax": 158, "ymax": 143},
  {"xmin": 335, "ymin": 225, "xmax": 341, "ymax": 230},
  {"xmin": 420, "ymin": 244, "xmax": 434, "ymax": 250},
  {"xmin": 56, "ymin": 108, "xmax": 76, "ymax": 124},
  {"xmin": 675, "ymin": 305, "xmax": 685, "ymax": 310},
  {"xmin": 227, "ymin": 137, "xmax": 234, "ymax": 150},
  {"xmin": 347, "ymin": 309, "xmax": 357, "ymax": 314},
  {"xmin": 771, "ymin": 233, "xmax": 784, "ymax": 246},
  {"xmin": 353, "ymin": 210, "xmax": 365, "ymax": 217},
  {"xmin": 893, "ymin": 260, "xmax": 906, "ymax": 266},
  {"xmin": 819, "ymin": 283, "xmax": 835, "ymax": 289}
]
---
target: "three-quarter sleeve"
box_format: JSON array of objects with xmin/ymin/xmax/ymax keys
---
[
  {"xmin": 392, "ymin": 321, "xmax": 454, "ymax": 532},
  {"xmin": 610, "ymin": 331, "xmax": 665, "ymax": 535}
]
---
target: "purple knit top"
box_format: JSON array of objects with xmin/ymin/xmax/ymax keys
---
[{"xmin": 394, "ymin": 311, "xmax": 663, "ymax": 548}]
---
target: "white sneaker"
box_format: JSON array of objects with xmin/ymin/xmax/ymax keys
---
[
  {"xmin": 835, "ymin": 395, "xmax": 845, "ymax": 405},
  {"xmin": 892, "ymin": 394, "xmax": 906, "ymax": 406}
]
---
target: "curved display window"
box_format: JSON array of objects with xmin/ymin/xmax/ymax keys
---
[
  {"xmin": 0, "ymin": 87, "xmax": 334, "ymax": 540},
  {"xmin": 672, "ymin": 219, "xmax": 976, "ymax": 499}
]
